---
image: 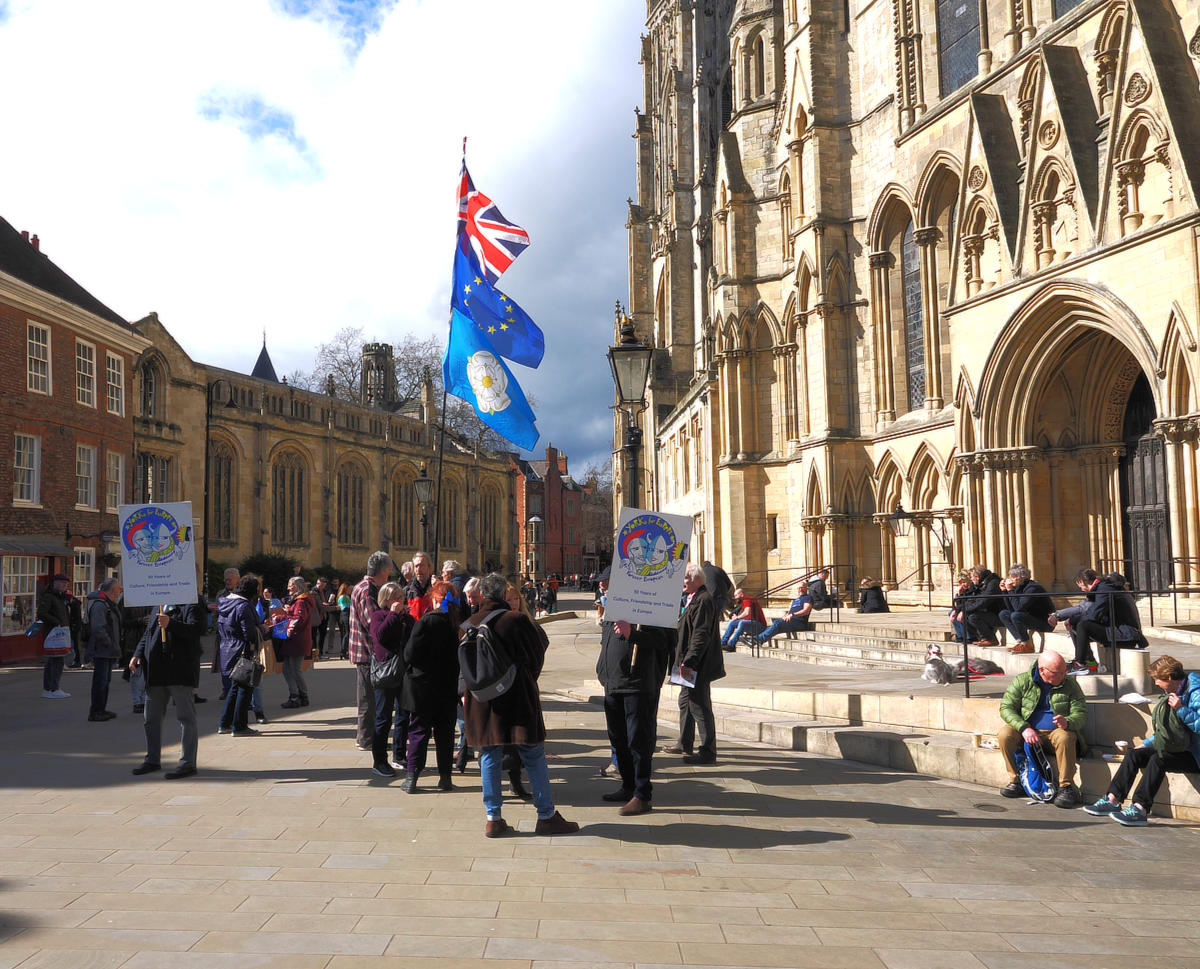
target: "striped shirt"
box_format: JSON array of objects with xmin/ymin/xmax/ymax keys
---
[{"xmin": 347, "ymin": 576, "xmax": 377, "ymax": 664}]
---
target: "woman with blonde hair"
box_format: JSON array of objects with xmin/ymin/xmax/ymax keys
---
[{"xmin": 279, "ymin": 575, "xmax": 315, "ymax": 708}]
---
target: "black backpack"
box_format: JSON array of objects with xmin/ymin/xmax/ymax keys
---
[{"xmin": 458, "ymin": 609, "xmax": 517, "ymax": 701}]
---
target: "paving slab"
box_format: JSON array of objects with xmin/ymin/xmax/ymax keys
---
[{"xmin": 1, "ymin": 600, "xmax": 1198, "ymax": 969}]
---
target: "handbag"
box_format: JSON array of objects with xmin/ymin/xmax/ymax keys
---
[
  {"xmin": 1014, "ymin": 740, "xmax": 1057, "ymax": 802},
  {"xmin": 370, "ymin": 649, "xmax": 404, "ymax": 691},
  {"xmin": 230, "ymin": 645, "xmax": 264, "ymax": 689},
  {"xmin": 42, "ymin": 625, "xmax": 73, "ymax": 657}
]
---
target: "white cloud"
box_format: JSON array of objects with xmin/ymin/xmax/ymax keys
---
[{"xmin": 0, "ymin": 0, "xmax": 642, "ymax": 468}]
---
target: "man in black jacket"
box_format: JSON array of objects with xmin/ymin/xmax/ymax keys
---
[
  {"xmin": 998, "ymin": 564, "xmax": 1055, "ymax": 654},
  {"xmin": 38, "ymin": 573, "xmax": 72, "ymax": 699},
  {"xmin": 84, "ymin": 578, "xmax": 124, "ymax": 721},
  {"xmin": 663, "ymin": 563, "xmax": 725, "ymax": 765},
  {"xmin": 129, "ymin": 595, "xmax": 208, "ymax": 779},
  {"xmin": 599, "ymin": 608, "xmax": 673, "ymax": 815},
  {"xmin": 701, "ymin": 560, "xmax": 733, "ymax": 619}
]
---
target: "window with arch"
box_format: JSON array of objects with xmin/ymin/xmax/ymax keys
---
[
  {"xmin": 135, "ymin": 452, "xmax": 171, "ymax": 503},
  {"xmin": 936, "ymin": 0, "xmax": 980, "ymax": 97},
  {"xmin": 210, "ymin": 442, "xmax": 235, "ymax": 541},
  {"xmin": 481, "ymin": 488, "xmax": 501, "ymax": 554},
  {"xmin": 900, "ymin": 221, "xmax": 926, "ymax": 411},
  {"xmin": 337, "ymin": 463, "xmax": 366, "ymax": 546},
  {"xmin": 717, "ymin": 183, "xmax": 730, "ymax": 273},
  {"xmin": 392, "ymin": 472, "xmax": 416, "ymax": 549},
  {"xmin": 752, "ymin": 36, "xmax": 765, "ymax": 98},
  {"xmin": 440, "ymin": 480, "xmax": 460, "ymax": 550},
  {"xmin": 271, "ymin": 451, "xmax": 306, "ymax": 545},
  {"xmin": 1052, "ymin": 0, "xmax": 1086, "ymax": 17},
  {"xmin": 140, "ymin": 361, "xmax": 160, "ymax": 419},
  {"xmin": 731, "ymin": 38, "xmax": 742, "ymax": 102}
]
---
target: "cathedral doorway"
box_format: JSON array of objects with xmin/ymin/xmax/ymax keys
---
[{"xmin": 1119, "ymin": 373, "xmax": 1171, "ymax": 592}]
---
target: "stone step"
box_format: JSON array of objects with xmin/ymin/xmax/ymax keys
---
[{"xmin": 558, "ymin": 681, "xmax": 1200, "ymax": 821}]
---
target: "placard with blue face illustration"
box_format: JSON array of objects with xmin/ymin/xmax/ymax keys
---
[
  {"xmin": 118, "ymin": 502, "xmax": 198, "ymax": 606},
  {"xmin": 603, "ymin": 506, "xmax": 693, "ymax": 626}
]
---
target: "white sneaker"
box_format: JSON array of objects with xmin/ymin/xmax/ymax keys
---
[
  {"xmin": 49, "ymin": 689, "xmax": 70, "ymax": 698},
  {"xmin": 41, "ymin": 689, "xmax": 55, "ymax": 699}
]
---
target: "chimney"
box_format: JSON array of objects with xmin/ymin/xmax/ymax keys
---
[
  {"xmin": 30, "ymin": 234, "xmax": 39, "ymax": 251},
  {"xmin": 20, "ymin": 231, "xmax": 28, "ymax": 242}
]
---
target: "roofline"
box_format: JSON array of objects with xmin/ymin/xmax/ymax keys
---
[{"xmin": 0, "ymin": 268, "xmax": 150, "ymax": 356}]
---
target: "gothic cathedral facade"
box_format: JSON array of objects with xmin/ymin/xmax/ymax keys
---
[{"xmin": 622, "ymin": 0, "xmax": 1200, "ymax": 597}]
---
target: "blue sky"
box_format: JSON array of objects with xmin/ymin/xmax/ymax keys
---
[{"xmin": 0, "ymin": 0, "xmax": 643, "ymax": 473}]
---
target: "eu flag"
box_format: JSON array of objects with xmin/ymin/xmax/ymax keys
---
[
  {"xmin": 442, "ymin": 306, "xmax": 539, "ymax": 450},
  {"xmin": 452, "ymin": 239, "xmax": 545, "ymax": 368}
]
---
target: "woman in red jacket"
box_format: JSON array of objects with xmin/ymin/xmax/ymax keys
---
[{"xmin": 279, "ymin": 576, "xmax": 315, "ymax": 709}]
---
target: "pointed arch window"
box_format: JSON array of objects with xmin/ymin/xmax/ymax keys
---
[
  {"xmin": 392, "ymin": 472, "xmax": 416, "ymax": 549},
  {"xmin": 900, "ymin": 221, "xmax": 926, "ymax": 411},
  {"xmin": 780, "ymin": 172, "xmax": 793, "ymax": 261},
  {"xmin": 481, "ymin": 488, "xmax": 501, "ymax": 554},
  {"xmin": 440, "ymin": 481, "xmax": 460, "ymax": 550},
  {"xmin": 336, "ymin": 464, "xmax": 365, "ymax": 546},
  {"xmin": 210, "ymin": 442, "xmax": 235, "ymax": 541},
  {"xmin": 140, "ymin": 361, "xmax": 160, "ymax": 419},
  {"xmin": 272, "ymin": 451, "xmax": 306, "ymax": 545},
  {"xmin": 936, "ymin": 0, "xmax": 980, "ymax": 97},
  {"xmin": 1052, "ymin": 0, "xmax": 1086, "ymax": 17},
  {"xmin": 752, "ymin": 36, "xmax": 765, "ymax": 98}
]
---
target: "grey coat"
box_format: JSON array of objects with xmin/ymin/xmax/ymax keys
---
[{"xmin": 85, "ymin": 591, "xmax": 122, "ymax": 661}]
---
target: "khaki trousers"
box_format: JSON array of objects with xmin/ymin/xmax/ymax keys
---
[{"xmin": 998, "ymin": 723, "xmax": 1078, "ymax": 786}]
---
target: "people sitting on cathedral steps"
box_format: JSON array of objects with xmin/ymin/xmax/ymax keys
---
[
  {"xmin": 858, "ymin": 577, "xmax": 889, "ymax": 614},
  {"xmin": 997, "ymin": 651, "xmax": 1086, "ymax": 809},
  {"xmin": 719, "ymin": 588, "xmax": 766, "ymax": 652},
  {"xmin": 998, "ymin": 563, "xmax": 1054, "ymax": 654},
  {"xmin": 807, "ymin": 569, "xmax": 833, "ymax": 610},
  {"xmin": 959, "ymin": 564, "xmax": 1004, "ymax": 647},
  {"xmin": 753, "ymin": 582, "xmax": 814, "ymax": 647},
  {"xmin": 1050, "ymin": 567, "xmax": 1149, "ymax": 674}
]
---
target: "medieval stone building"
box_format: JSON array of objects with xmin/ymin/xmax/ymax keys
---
[
  {"xmin": 622, "ymin": 0, "xmax": 1200, "ymax": 598},
  {"xmin": 132, "ymin": 314, "xmax": 518, "ymax": 586}
]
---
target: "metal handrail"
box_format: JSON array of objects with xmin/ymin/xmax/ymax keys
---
[
  {"xmin": 759, "ymin": 562, "xmax": 856, "ymax": 625},
  {"xmin": 890, "ymin": 561, "xmax": 954, "ymax": 611},
  {"xmin": 1096, "ymin": 555, "xmax": 1200, "ymax": 626}
]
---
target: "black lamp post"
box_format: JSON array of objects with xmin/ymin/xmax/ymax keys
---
[
  {"xmin": 202, "ymin": 379, "xmax": 237, "ymax": 596},
  {"xmin": 888, "ymin": 503, "xmax": 912, "ymax": 538},
  {"xmin": 607, "ymin": 302, "xmax": 653, "ymax": 508},
  {"xmin": 414, "ymin": 464, "xmax": 434, "ymax": 554}
]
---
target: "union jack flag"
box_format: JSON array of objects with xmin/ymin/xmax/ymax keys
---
[{"xmin": 455, "ymin": 158, "xmax": 530, "ymax": 284}]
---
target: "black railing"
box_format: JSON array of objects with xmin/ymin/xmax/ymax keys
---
[
  {"xmin": 891, "ymin": 561, "xmax": 954, "ymax": 611},
  {"xmin": 1096, "ymin": 556, "xmax": 1200, "ymax": 627}
]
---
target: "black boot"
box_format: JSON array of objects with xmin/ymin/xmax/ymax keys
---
[
  {"xmin": 509, "ymin": 769, "xmax": 529, "ymax": 799},
  {"xmin": 281, "ymin": 696, "xmax": 301, "ymax": 709},
  {"xmin": 299, "ymin": 694, "xmax": 310, "ymax": 707},
  {"xmin": 438, "ymin": 774, "xmax": 453, "ymax": 791},
  {"xmin": 401, "ymin": 772, "xmax": 418, "ymax": 793},
  {"xmin": 455, "ymin": 746, "xmax": 470, "ymax": 774}
]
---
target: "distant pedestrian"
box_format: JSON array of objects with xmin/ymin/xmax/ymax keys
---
[
  {"xmin": 38, "ymin": 573, "xmax": 72, "ymax": 699},
  {"xmin": 84, "ymin": 578, "xmax": 123, "ymax": 722}
]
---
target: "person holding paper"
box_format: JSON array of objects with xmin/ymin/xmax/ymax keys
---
[{"xmin": 663, "ymin": 563, "xmax": 725, "ymax": 765}]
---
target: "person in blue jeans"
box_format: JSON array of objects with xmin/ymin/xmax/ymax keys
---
[
  {"xmin": 719, "ymin": 588, "xmax": 766, "ymax": 650},
  {"xmin": 754, "ymin": 582, "xmax": 814, "ymax": 646},
  {"xmin": 461, "ymin": 573, "xmax": 579, "ymax": 838}
]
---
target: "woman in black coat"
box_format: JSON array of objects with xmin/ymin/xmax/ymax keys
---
[
  {"xmin": 400, "ymin": 580, "xmax": 462, "ymax": 792},
  {"xmin": 858, "ymin": 578, "xmax": 890, "ymax": 614}
]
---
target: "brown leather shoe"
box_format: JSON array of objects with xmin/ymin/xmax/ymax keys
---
[
  {"xmin": 661, "ymin": 744, "xmax": 689, "ymax": 755},
  {"xmin": 972, "ymin": 639, "xmax": 999, "ymax": 647},
  {"xmin": 484, "ymin": 818, "xmax": 509, "ymax": 838},
  {"xmin": 534, "ymin": 811, "xmax": 580, "ymax": 836},
  {"xmin": 1009, "ymin": 642, "xmax": 1034, "ymax": 654},
  {"xmin": 618, "ymin": 796, "xmax": 651, "ymax": 816}
]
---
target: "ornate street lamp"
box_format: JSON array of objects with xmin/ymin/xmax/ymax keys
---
[
  {"xmin": 888, "ymin": 503, "xmax": 912, "ymax": 538},
  {"xmin": 414, "ymin": 464, "xmax": 434, "ymax": 553},
  {"xmin": 202, "ymin": 379, "xmax": 237, "ymax": 595},
  {"xmin": 607, "ymin": 302, "xmax": 653, "ymax": 508}
]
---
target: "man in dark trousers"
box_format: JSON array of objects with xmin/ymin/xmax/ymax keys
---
[
  {"xmin": 84, "ymin": 578, "xmax": 124, "ymax": 721},
  {"xmin": 663, "ymin": 562, "xmax": 725, "ymax": 765},
  {"xmin": 38, "ymin": 573, "xmax": 72, "ymax": 699},
  {"xmin": 129, "ymin": 595, "xmax": 208, "ymax": 779},
  {"xmin": 599, "ymin": 566, "xmax": 673, "ymax": 815}
]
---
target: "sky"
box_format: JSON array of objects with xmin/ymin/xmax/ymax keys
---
[{"xmin": 0, "ymin": 0, "xmax": 644, "ymax": 474}]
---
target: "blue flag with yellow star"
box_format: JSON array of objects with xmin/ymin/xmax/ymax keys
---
[
  {"xmin": 443, "ymin": 306, "xmax": 539, "ymax": 450},
  {"xmin": 451, "ymin": 237, "xmax": 545, "ymax": 368}
]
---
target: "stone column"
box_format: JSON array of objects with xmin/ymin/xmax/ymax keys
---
[
  {"xmin": 912, "ymin": 513, "xmax": 931, "ymax": 590},
  {"xmin": 1116, "ymin": 159, "xmax": 1146, "ymax": 235},
  {"xmin": 868, "ymin": 251, "xmax": 896, "ymax": 425},
  {"xmin": 781, "ymin": 342, "xmax": 800, "ymax": 445},
  {"xmin": 797, "ymin": 321, "xmax": 811, "ymax": 436},
  {"xmin": 736, "ymin": 350, "xmax": 753, "ymax": 460},
  {"xmin": 914, "ymin": 225, "xmax": 943, "ymax": 409},
  {"xmin": 721, "ymin": 352, "xmax": 738, "ymax": 460},
  {"xmin": 872, "ymin": 513, "xmax": 897, "ymax": 588}
]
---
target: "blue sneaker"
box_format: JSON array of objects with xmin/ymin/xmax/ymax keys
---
[
  {"xmin": 1083, "ymin": 798, "xmax": 1121, "ymax": 816},
  {"xmin": 1113, "ymin": 805, "xmax": 1149, "ymax": 826}
]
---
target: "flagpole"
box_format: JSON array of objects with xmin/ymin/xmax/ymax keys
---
[{"xmin": 431, "ymin": 330, "xmax": 450, "ymax": 570}]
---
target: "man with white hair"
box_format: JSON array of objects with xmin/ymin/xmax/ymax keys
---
[
  {"xmin": 662, "ymin": 562, "xmax": 724, "ymax": 765},
  {"xmin": 349, "ymin": 551, "xmax": 394, "ymax": 750}
]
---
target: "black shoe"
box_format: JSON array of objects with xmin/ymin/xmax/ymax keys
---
[
  {"xmin": 1053, "ymin": 784, "xmax": 1079, "ymax": 809},
  {"xmin": 1000, "ymin": 781, "xmax": 1024, "ymax": 798},
  {"xmin": 298, "ymin": 695, "xmax": 310, "ymax": 707},
  {"xmin": 438, "ymin": 775, "xmax": 453, "ymax": 791},
  {"xmin": 372, "ymin": 763, "xmax": 396, "ymax": 778},
  {"xmin": 281, "ymin": 698, "xmax": 301, "ymax": 709},
  {"xmin": 682, "ymin": 752, "xmax": 716, "ymax": 765},
  {"xmin": 193, "ymin": 694, "xmax": 207, "ymax": 704},
  {"xmin": 88, "ymin": 711, "xmax": 117, "ymax": 722},
  {"xmin": 401, "ymin": 773, "xmax": 418, "ymax": 793},
  {"xmin": 164, "ymin": 766, "xmax": 197, "ymax": 780},
  {"xmin": 455, "ymin": 746, "xmax": 470, "ymax": 774},
  {"xmin": 254, "ymin": 711, "xmax": 268, "ymax": 724},
  {"xmin": 232, "ymin": 727, "xmax": 259, "ymax": 737},
  {"xmin": 132, "ymin": 704, "xmax": 145, "ymax": 714},
  {"xmin": 132, "ymin": 763, "xmax": 161, "ymax": 776},
  {"xmin": 218, "ymin": 691, "xmax": 228, "ymax": 701},
  {"xmin": 217, "ymin": 726, "xmax": 231, "ymax": 735},
  {"xmin": 602, "ymin": 787, "xmax": 634, "ymax": 802},
  {"xmin": 509, "ymin": 769, "xmax": 529, "ymax": 798}
]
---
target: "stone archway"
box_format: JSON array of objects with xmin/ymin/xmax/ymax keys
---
[{"xmin": 968, "ymin": 284, "xmax": 1165, "ymax": 589}]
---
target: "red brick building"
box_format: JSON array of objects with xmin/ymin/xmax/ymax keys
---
[
  {"xmin": 0, "ymin": 218, "xmax": 148, "ymax": 662},
  {"xmin": 513, "ymin": 444, "xmax": 585, "ymax": 580}
]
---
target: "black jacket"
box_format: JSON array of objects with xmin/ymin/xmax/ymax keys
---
[
  {"xmin": 596, "ymin": 621, "xmax": 673, "ymax": 694},
  {"xmin": 701, "ymin": 563, "xmax": 733, "ymax": 617},
  {"xmin": 809, "ymin": 577, "xmax": 830, "ymax": 610},
  {"xmin": 1092, "ymin": 579, "xmax": 1148, "ymax": 646},
  {"xmin": 858, "ymin": 585, "xmax": 889, "ymax": 613},
  {"xmin": 402, "ymin": 610, "xmax": 460, "ymax": 718},
  {"xmin": 134, "ymin": 598, "xmax": 207, "ymax": 688},
  {"xmin": 85, "ymin": 591, "xmax": 123, "ymax": 661},
  {"xmin": 962, "ymin": 570, "xmax": 1003, "ymax": 616},
  {"xmin": 36, "ymin": 585, "xmax": 70, "ymax": 631},
  {"xmin": 1003, "ymin": 579, "xmax": 1054, "ymax": 620},
  {"xmin": 675, "ymin": 586, "xmax": 725, "ymax": 683}
]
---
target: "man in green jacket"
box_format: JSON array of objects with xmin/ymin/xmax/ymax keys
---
[{"xmin": 997, "ymin": 651, "xmax": 1087, "ymax": 808}]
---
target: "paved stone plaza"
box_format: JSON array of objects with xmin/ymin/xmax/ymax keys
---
[{"xmin": 3, "ymin": 606, "xmax": 1200, "ymax": 969}]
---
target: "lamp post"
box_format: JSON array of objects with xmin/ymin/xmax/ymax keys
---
[
  {"xmin": 413, "ymin": 464, "xmax": 434, "ymax": 555},
  {"xmin": 607, "ymin": 302, "xmax": 653, "ymax": 509},
  {"xmin": 889, "ymin": 502, "xmax": 955, "ymax": 560},
  {"xmin": 202, "ymin": 379, "xmax": 238, "ymax": 596}
]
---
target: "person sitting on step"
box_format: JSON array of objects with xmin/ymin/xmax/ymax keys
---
[
  {"xmin": 719, "ymin": 588, "xmax": 767, "ymax": 651},
  {"xmin": 753, "ymin": 581, "xmax": 814, "ymax": 647},
  {"xmin": 961, "ymin": 564, "xmax": 1004, "ymax": 647},
  {"xmin": 997, "ymin": 563, "xmax": 1054, "ymax": 654}
]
